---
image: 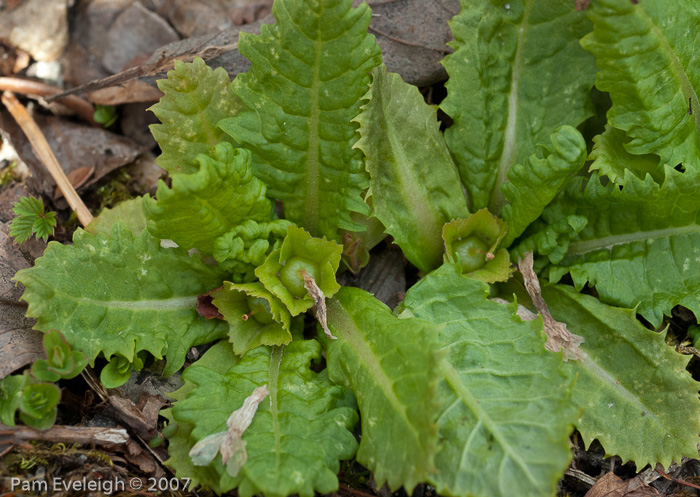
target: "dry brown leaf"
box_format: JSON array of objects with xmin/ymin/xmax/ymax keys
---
[
  {"xmin": 189, "ymin": 384, "xmax": 268, "ymax": 477},
  {"xmin": 0, "ymin": 221, "xmax": 44, "ymax": 380},
  {"xmin": 585, "ymin": 472, "xmax": 659, "ymax": 497},
  {"xmin": 0, "ymin": 110, "xmax": 139, "ymax": 198},
  {"xmin": 301, "ymin": 270, "xmax": 336, "ymax": 340},
  {"xmin": 518, "ymin": 251, "xmax": 585, "ymax": 361}
]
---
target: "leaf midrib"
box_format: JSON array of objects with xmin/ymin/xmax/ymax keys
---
[
  {"xmin": 269, "ymin": 345, "xmax": 284, "ymax": 475},
  {"xmin": 329, "ymin": 300, "xmax": 423, "ymax": 455},
  {"xmin": 488, "ymin": 0, "xmax": 534, "ymax": 215},
  {"xmin": 69, "ymin": 295, "xmax": 198, "ymax": 310},
  {"xmin": 301, "ymin": 3, "xmax": 323, "ymax": 236},
  {"xmin": 567, "ymin": 224, "xmax": 700, "ymax": 256},
  {"xmin": 440, "ymin": 361, "xmax": 540, "ymax": 490}
]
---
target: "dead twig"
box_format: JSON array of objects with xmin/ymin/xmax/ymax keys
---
[
  {"xmin": 0, "ymin": 424, "xmax": 129, "ymax": 449},
  {"xmin": 0, "ymin": 77, "xmax": 97, "ymax": 125},
  {"xmin": 655, "ymin": 464, "xmax": 700, "ymax": 491},
  {"xmin": 1, "ymin": 91, "xmax": 94, "ymax": 227}
]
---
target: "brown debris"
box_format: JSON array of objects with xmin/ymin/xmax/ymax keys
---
[
  {"xmin": 0, "ymin": 108, "xmax": 139, "ymax": 200},
  {"xmin": 518, "ymin": 252, "xmax": 585, "ymax": 361},
  {"xmin": 0, "ymin": 424, "xmax": 130, "ymax": 449},
  {"xmin": 585, "ymin": 472, "xmax": 659, "ymax": 497},
  {"xmin": 0, "ymin": 0, "xmax": 69, "ymax": 62},
  {"xmin": 0, "ymin": 221, "xmax": 44, "ymax": 380},
  {"xmin": 301, "ymin": 269, "xmax": 336, "ymax": 340}
]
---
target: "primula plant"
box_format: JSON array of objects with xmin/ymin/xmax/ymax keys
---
[{"xmin": 7, "ymin": 0, "xmax": 700, "ymax": 496}]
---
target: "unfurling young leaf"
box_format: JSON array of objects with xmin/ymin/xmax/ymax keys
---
[
  {"xmin": 443, "ymin": 209, "xmax": 513, "ymax": 283},
  {"xmin": 100, "ymin": 353, "xmax": 145, "ymax": 389},
  {"xmin": 219, "ymin": 0, "xmax": 382, "ymax": 240},
  {"xmin": 31, "ymin": 330, "xmax": 89, "ymax": 382},
  {"xmin": 143, "ymin": 143, "xmax": 274, "ymax": 255},
  {"xmin": 19, "ymin": 382, "xmax": 61, "ymax": 431},
  {"xmin": 500, "ymin": 125, "xmax": 587, "ymax": 247},
  {"xmin": 353, "ymin": 65, "xmax": 468, "ymax": 273},
  {"xmin": 149, "ymin": 57, "xmax": 242, "ymax": 175},
  {"xmin": 399, "ymin": 264, "xmax": 577, "ymax": 497},
  {"xmin": 324, "ymin": 287, "xmax": 443, "ymax": 492},
  {"xmin": 256, "ymin": 225, "xmax": 342, "ymax": 316},
  {"xmin": 212, "ymin": 282, "xmax": 292, "ymax": 356},
  {"xmin": 9, "ymin": 196, "xmax": 57, "ymax": 244},
  {"xmin": 166, "ymin": 339, "xmax": 358, "ymax": 497}
]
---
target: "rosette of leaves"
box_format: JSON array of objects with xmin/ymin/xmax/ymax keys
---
[
  {"xmin": 212, "ymin": 219, "xmax": 293, "ymax": 282},
  {"xmin": 31, "ymin": 330, "xmax": 88, "ymax": 382},
  {"xmin": 212, "ymin": 282, "xmax": 292, "ymax": 356},
  {"xmin": 9, "ymin": 196, "xmax": 57, "ymax": 243},
  {"xmin": 256, "ymin": 225, "xmax": 342, "ymax": 316},
  {"xmin": 0, "ymin": 372, "xmax": 61, "ymax": 430},
  {"xmin": 100, "ymin": 353, "xmax": 145, "ymax": 389},
  {"xmin": 443, "ymin": 209, "xmax": 513, "ymax": 282},
  {"xmin": 164, "ymin": 340, "xmax": 358, "ymax": 496}
]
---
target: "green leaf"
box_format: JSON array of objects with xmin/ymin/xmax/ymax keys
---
[
  {"xmin": 14, "ymin": 222, "xmax": 228, "ymax": 377},
  {"xmin": 324, "ymin": 287, "xmax": 442, "ymax": 492},
  {"xmin": 150, "ymin": 57, "xmax": 242, "ymax": 175},
  {"xmin": 212, "ymin": 219, "xmax": 293, "ymax": 282},
  {"xmin": 86, "ymin": 197, "xmax": 147, "ymax": 236},
  {"xmin": 19, "ymin": 382, "xmax": 60, "ymax": 430},
  {"xmin": 536, "ymin": 165, "xmax": 700, "ymax": 327},
  {"xmin": 443, "ymin": 209, "xmax": 513, "ymax": 283},
  {"xmin": 100, "ymin": 354, "xmax": 144, "ymax": 389},
  {"xmin": 143, "ymin": 143, "xmax": 274, "ymax": 255},
  {"xmin": 219, "ymin": 0, "xmax": 382, "ymax": 240},
  {"xmin": 33, "ymin": 330, "xmax": 88, "ymax": 381},
  {"xmin": 588, "ymin": 126, "xmax": 662, "ymax": 186},
  {"xmin": 31, "ymin": 360, "xmax": 61, "ymax": 382},
  {"xmin": 256, "ymin": 225, "xmax": 342, "ymax": 316},
  {"xmin": 0, "ymin": 373, "xmax": 28, "ymax": 426},
  {"xmin": 9, "ymin": 196, "xmax": 56, "ymax": 243},
  {"xmin": 580, "ymin": 0, "xmax": 700, "ymax": 168},
  {"xmin": 399, "ymin": 264, "xmax": 576, "ymax": 497},
  {"xmin": 543, "ymin": 284, "xmax": 700, "ymax": 467},
  {"xmin": 442, "ymin": 0, "xmax": 595, "ymax": 213},
  {"xmin": 212, "ymin": 282, "xmax": 292, "ymax": 356},
  {"xmin": 168, "ymin": 340, "xmax": 358, "ymax": 497},
  {"xmin": 500, "ymin": 126, "xmax": 587, "ymax": 247},
  {"xmin": 353, "ymin": 65, "xmax": 468, "ymax": 272}
]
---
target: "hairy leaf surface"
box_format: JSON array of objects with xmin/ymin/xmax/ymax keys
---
[
  {"xmin": 581, "ymin": 0, "xmax": 700, "ymax": 168},
  {"xmin": 324, "ymin": 287, "xmax": 442, "ymax": 492},
  {"xmin": 442, "ymin": 0, "xmax": 595, "ymax": 212},
  {"xmin": 14, "ymin": 222, "xmax": 228, "ymax": 376},
  {"xmin": 354, "ymin": 65, "xmax": 468, "ymax": 272},
  {"xmin": 400, "ymin": 265, "xmax": 576, "ymax": 497},
  {"xmin": 150, "ymin": 57, "xmax": 241, "ymax": 174},
  {"xmin": 143, "ymin": 143, "xmax": 273, "ymax": 255},
  {"xmin": 168, "ymin": 340, "xmax": 358, "ymax": 497},
  {"xmin": 219, "ymin": 0, "xmax": 382, "ymax": 240},
  {"xmin": 500, "ymin": 126, "xmax": 586, "ymax": 247},
  {"xmin": 538, "ymin": 165, "xmax": 700, "ymax": 327},
  {"xmin": 543, "ymin": 284, "xmax": 700, "ymax": 467}
]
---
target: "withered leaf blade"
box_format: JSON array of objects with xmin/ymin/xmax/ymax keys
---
[
  {"xmin": 301, "ymin": 270, "xmax": 336, "ymax": 340},
  {"xmin": 188, "ymin": 384, "xmax": 269, "ymax": 478},
  {"xmin": 584, "ymin": 472, "xmax": 659, "ymax": 497},
  {"xmin": 518, "ymin": 251, "xmax": 585, "ymax": 361}
]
